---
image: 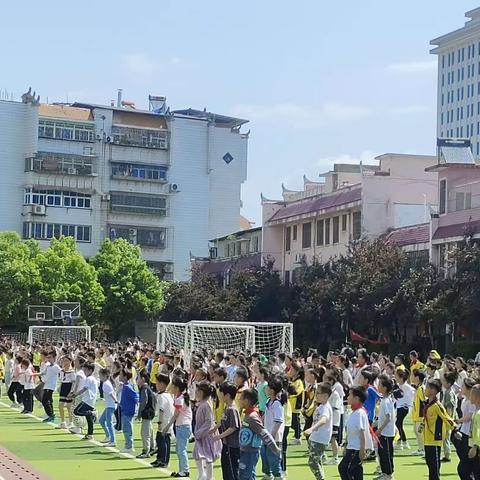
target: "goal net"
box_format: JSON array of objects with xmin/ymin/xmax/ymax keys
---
[
  {"xmin": 28, "ymin": 326, "xmax": 91, "ymax": 345},
  {"xmin": 156, "ymin": 321, "xmax": 293, "ymax": 357}
]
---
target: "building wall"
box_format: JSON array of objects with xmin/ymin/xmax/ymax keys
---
[
  {"xmin": 362, "ymin": 155, "xmax": 438, "ymax": 239},
  {"xmin": 0, "ymin": 101, "xmax": 38, "ymax": 234}
]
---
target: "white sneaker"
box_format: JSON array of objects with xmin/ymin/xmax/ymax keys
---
[
  {"xmin": 325, "ymin": 457, "xmax": 340, "ymax": 465},
  {"xmin": 403, "ymin": 442, "xmax": 410, "ymax": 449},
  {"xmin": 105, "ymin": 442, "xmax": 116, "ymax": 448},
  {"xmin": 69, "ymin": 427, "xmax": 82, "ymax": 434},
  {"xmin": 56, "ymin": 422, "xmax": 67, "ymax": 429},
  {"xmin": 394, "ymin": 442, "xmax": 403, "ymax": 450},
  {"xmin": 411, "ymin": 449, "xmax": 424, "ymax": 456},
  {"xmin": 119, "ymin": 448, "xmax": 135, "ymax": 455},
  {"xmin": 290, "ymin": 438, "xmax": 301, "ymax": 446},
  {"xmin": 100, "ymin": 437, "xmax": 110, "ymax": 444}
]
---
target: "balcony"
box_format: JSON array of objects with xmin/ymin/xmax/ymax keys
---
[
  {"xmin": 111, "ymin": 125, "xmax": 169, "ymax": 150},
  {"xmin": 110, "ymin": 192, "xmax": 168, "ymax": 216},
  {"xmin": 38, "ymin": 119, "xmax": 95, "ymax": 143},
  {"xmin": 111, "ymin": 162, "xmax": 167, "ymax": 183},
  {"xmin": 26, "ymin": 152, "xmax": 97, "ymax": 176},
  {"xmin": 108, "ymin": 225, "xmax": 167, "ymax": 249}
]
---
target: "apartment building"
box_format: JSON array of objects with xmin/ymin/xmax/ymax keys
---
[
  {"xmin": 262, "ymin": 154, "xmax": 437, "ymax": 283},
  {"xmin": 1, "ymin": 90, "xmax": 249, "ymax": 281},
  {"xmin": 431, "ymin": 7, "xmax": 480, "ymax": 155},
  {"xmin": 427, "ymin": 139, "xmax": 480, "ymax": 274}
]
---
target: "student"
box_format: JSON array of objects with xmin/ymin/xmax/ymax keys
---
[
  {"xmin": 136, "ymin": 371, "xmax": 157, "ymax": 458},
  {"xmin": 99, "ymin": 368, "xmax": 117, "ymax": 447},
  {"xmin": 7, "ymin": 355, "xmax": 23, "ymax": 408},
  {"xmin": 20, "ymin": 359, "xmax": 35, "ymax": 414},
  {"xmin": 421, "ymin": 379, "xmax": 455, "ymax": 480},
  {"xmin": 302, "ymin": 369, "xmax": 319, "ymax": 432},
  {"xmin": 359, "ymin": 369, "xmax": 381, "ymax": 425},
  {"xmin": 164, "ymin": 376, "xmax": 192, "ymax": 478},
  {"xmin": 151, "ymin": 373, "xmax": 174, "ymax": 468},
  {"xmin": 213, "ymin": 367, "xmax": 228, "ymax": 424},
  {"xmin": 394, "ymin": 368, "xmax": 414, "ymax": 450},
  {"xmin": 411, "ymin": 369, "xmax": 427, "ymax": 456},
  {"xmin": 456, "ymin": 378, "xmax": 477, "ymax": 480},
  {"xmin": 338, "ymin": 386, "xmax": 373, "ymax": 480},
  {"xmin": 69, "ymin": 356, "xmax": 87, "ymax": 435},
  {"xmin": 42, "ymin": 351, "xmax": 61, "ymax": 422},
  {"xmin": 238, "ymin": 388, "xmax": 281, "ymax": 480},
  {"xmin": 192, "ymin": 381, "xmax": 222, "ymax": 480},
  {"xmin": 409, "ymin": 351, "xmax": 425, "ymax": 384},
  {"xmin": 255, "ymin": 366, "xmax": 269, "ymax": 416},
  {"xmin": 287, "ymin": 362, "xmax": 305, "ymax": 445},
  {"xmin": 261, "ymin": 378, "xmax": 285, "ymax": 480},
  {"xmin": 466, "ymin": 384, "xmax": 480, "ymax": 480},
  {"xmin": 376, "ymin": 374, "xmax": 396, "ymax": 480},
  {"xmin": 440, "ymin": 371, "xmax": 458, "ymax": 463},
  {"xmin": 212, "ymin": 382, "xmax": 241, "ymax": 480},
  {"xmin": 323, "ymin": 373, "xmax": 342, "ymax": 465},
  {"xmin": 234, "ymin": 367, "xmax": 249, "ymax": 413},
  {"xmin": 4, "ymin": 351, "xmax": 14, "ymax": 394},
  {"xmin": 304, "ymin": 382, "xmax": 333, "ymax": 480},
  {"xmin": 57, "ymin": 356, "xmax": 76, "ymax": 428},
  {"xmin": 118, "ymin": 368, "xmax": 139, "ymax": 454},
  {"xmin": 71, "ymin": 362, "xmax": 99, "ymax": 440}
]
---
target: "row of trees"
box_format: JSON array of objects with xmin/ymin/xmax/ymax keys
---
[
  {"xmin": 162, "ymin": 240, "xmax": 480, "ymax": 353},
  {"xmin": 0, "ymin": 233, "xmax": 167, "ymax": 336}
]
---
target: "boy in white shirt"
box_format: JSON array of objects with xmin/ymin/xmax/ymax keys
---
[
  {"xmin": 69, "ymin": 356, "xmax": 87, "ymax": 434},
  {"xmin": 304, "ymin": 382, "xmax": 333, "ymax": 480},
  {"xmin": 42, "ymin": 351, "xmax": 62, "ymax": 422},
  {"xmin": 376, "ymin": 374, "xmax": 396, "ymax": 480},
  {"xmin": 20, "ymin": 359, "xmax": 35, "ymax": 414},
  {"xmin": 338, "ymin": 386, "xmax": 373, "ymax": 480},
  {"xmin": 71, "ymin": 362, "xmax": 98, "ymax": 440}
]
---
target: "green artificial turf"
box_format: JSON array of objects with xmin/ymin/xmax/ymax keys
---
[{"xmin": 0, "ymin": 398, "xmax": 459, "ymax": 479}]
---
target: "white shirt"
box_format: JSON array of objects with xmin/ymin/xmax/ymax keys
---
[
  {"xmin": 156, "ymin": 391, "xmax": 175, "ymax": 434},
  {"xmin": 102, "ymin": 380, "xmax": 116, "ymax": 409},
  {"xmin": 83, "ymin": 376, "xmax": 98, "ymax": 408},
  {"xmin": 43, "ymin": 363, "xmax": 61, "ymax": 390},
  {"xmin": 342, "ymin": 369, "xmax": 353, "ymax": 387},
  {"xmin": 74, "ymin": 370, "xmax": 86, "ymax": 394},
  {"xmin": 397, "ymin": 383, "xmax": 415, "ymax": 409},
  {"xmin": 346, "ymin": 408, "xmax": 373, "ymax": 451},
  {"xmin": 353, "ymin": 365, "xmax": 368, "ymax": 386},
  {"xmin": 333, "ymin": 382, "xmax": 345, "ymax": 414},
  {"xmin": 310, "ymin": 403, "xmax": 333, "ymax": 445},
  {"xmin": 329, "ymin": 390, "xmax": 342, "ymax": 427},
  {"xmin": 264, "ymin": 399, "xmax": 285, "ymax": 443},
  {"xmin": 378, "ymin": 396, "xmax": 396, "ymax": 437},
  {"xmin": 23, "ymin": 367, "xmax": 35, "ymax": 390},
  {"xmin": 459, "ymin": 398, "xmax": 476, "ymax": 435}
]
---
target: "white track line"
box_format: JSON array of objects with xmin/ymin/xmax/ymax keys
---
[{"xmin": 0, "ymin": 400, "xmax": 172, "ymax": 476}]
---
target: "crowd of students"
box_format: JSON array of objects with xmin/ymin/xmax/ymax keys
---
[{"xmin": 0, "ymin": 339, "xmax": 479, "ymax": 480}]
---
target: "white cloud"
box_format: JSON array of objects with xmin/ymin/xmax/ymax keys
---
[
  {"xmin": 121, "ymin": 53, "xmax": 160, "ymax": 79},
  {"xmin": 386, "ymin": 60, "xmax": 437, "ymax": 75},
  {"xmin": 231, "ymin": 102, "xmax": 372, "ymax": 129},
  {"xmin": 391, "ymin": 105, "xmax": 429, "ymax": 115}
]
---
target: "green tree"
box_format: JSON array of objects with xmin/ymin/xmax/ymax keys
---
[
  {"xmin": 36, "ymin": 237, "xmax": 104, "ymax": 323},
  {"xmin": 0, "ymin": 232, "xmax": 40, "ymax": 326},
  {"xmin": 91, "ymin": 239, "xmax": 167, "ymax": 337}
]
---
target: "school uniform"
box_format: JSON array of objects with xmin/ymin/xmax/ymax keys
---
[{"xmin": 378, "ymin": 395, "xmax": 396, "ymax": 476}]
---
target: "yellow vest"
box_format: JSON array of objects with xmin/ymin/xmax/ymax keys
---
[
  {"xmin": 423, "ymin": 400, "xmax": 454, "ymax": 446},
  {"xmin": 412, "ymin": 384, "xmax": 426, "ymax": 422}
]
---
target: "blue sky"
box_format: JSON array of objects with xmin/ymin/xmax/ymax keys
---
[{"xmin": 1, "ymin": 1, "xmax": 478, "ymax": 223}]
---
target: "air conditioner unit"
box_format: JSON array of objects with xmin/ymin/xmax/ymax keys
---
[
  {"xmin": 101, "ymin": 194, "xmax": 111, "ymax": 201},
  {"xmin": 169, "ymin": 183, "xmax": 179, "ymax": 193},
  {"xmin": 163, "ymin": 263, "xmax": 174, "ymax": 273},
  {"xmin": 32, "ymin": 204, "xmax": 46, "ymax": 215},
  {"xmin": 128, "ymin": 228, "xmax": 137, "ymax": 236},
  {"xmin": 67, "ymin": 167, "xmax": 77, "ymax": 175},
  {"xmin": 209, "ymin": 247, "xmax": 218, "ymax": 259}
]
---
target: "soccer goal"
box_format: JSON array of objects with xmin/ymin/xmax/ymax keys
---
[
  {"xmin": 28, "ymin": 326, "xmax": 91, "ymax": 345},
  {"xmin": 156, "ymin": 322, "xmax": 189, "ymax": 352},
  {"xmin": 189, "ymin": 321, "xmax": 293, "ymax": 356}
]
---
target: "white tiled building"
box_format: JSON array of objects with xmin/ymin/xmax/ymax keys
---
[
  {"xmin": 431, "ymin": 7, "xmax": 480, "ymax": 155},
  {"xmin": 0, "ymin": 93, "xmax": 249, "ymax": 281}
]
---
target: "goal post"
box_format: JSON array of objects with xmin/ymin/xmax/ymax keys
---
[
  {"xmin": 28, "ymin": 326, "xmax": 91, "ymax": 345},
  {"xmin": 156, "ymin": 320, "xmax": 293, "ymax": 356}
]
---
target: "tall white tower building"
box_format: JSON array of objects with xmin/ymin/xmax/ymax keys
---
[{"xmin": 431, "ymin": 7, "xmax": 480, "ymax": 155}]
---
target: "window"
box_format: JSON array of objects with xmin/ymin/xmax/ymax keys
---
[
  {"xmin": 38, "ymin": 119, "xmax": 95, "ymax": 142},
  {"xmin": 22, "ymin": 222, "xmax": 91, "ymax": 242},
  {"xmin": 342, "ymin": 214, "xmax": 348, "ymax": 231},
  {"xmin": 352, "ymin": 212, "xmax": 361, "ymax": 240},
  {"xmin": 332, "ymin": 216, "xmax": 340, "ymax": 244},
  {"xmin": 302, "ymin": 222, "xmax": 312, "ymax": 249},
  {"xmin": 252, "ymin": 235, "xmax": 259, "ymax": 253},
  {"xmin": 332, "ymin": 173, "xmax": 338, "ymax": 190},
  {"xmin": 439, "ymin": 179, "xmax": 447, "ymax": 214},
  {"xmin": 455, "ymin": 192, "xmax": 472, "ymax": 211},
  {"xmin": 111, "ymin": 125, "xmax": 169, "ymax": 149},
  {"xmin": 24, "ymin": 188, "xmax": 91, "ymax": 209},
  {"xmin": 285, "ymin": 226, "xmax": 291, "ymax": 252},
  {"xmin": 324, "ymin": 218, "xmax": 331, "ymax": 245},
  {"xmin": 316, "ymin": 219, "xmax": 324, "ymax": 246},
  {"xmin": 292, "ymin": 225, "xmax": 297, "ymax": 241},
  {"xmin": 111, "ymin": 163, "xmax": 167, "ymax": 182},
  {"xmin": 110, "ymin": 192, "xmax": 167, "ymax": 216}
]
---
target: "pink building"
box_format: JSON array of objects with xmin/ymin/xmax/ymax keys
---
[
  {"xmin": 262, "ymin": 154, "xmax": 438, "ymax": 283},
  {"xmin": 427, "ymin": 139, "xmax": 480, "ymax": 273}
]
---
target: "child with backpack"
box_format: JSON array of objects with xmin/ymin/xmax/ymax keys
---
[{"xmin": 136, "ymin": 371, "xmax": 157, "ymax": 458}]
